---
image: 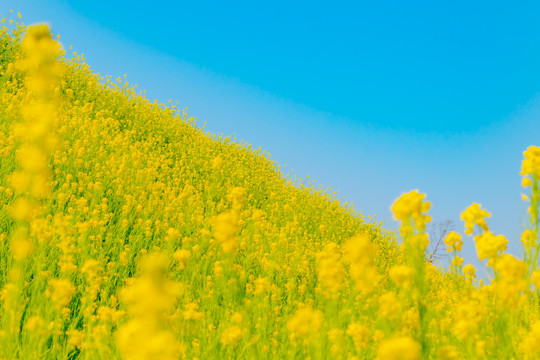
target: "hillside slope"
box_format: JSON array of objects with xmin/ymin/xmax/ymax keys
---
[
  {"xmin": 0, "ymin": 17, "xmax": 401, "ymax": 359},
  {"xmin": 1, "ymin": 16, "xmax": 539, "ymax": 360}
]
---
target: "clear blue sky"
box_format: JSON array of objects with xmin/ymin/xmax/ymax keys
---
[{"xmin": 4, "ymin": 0, "xmax": 540, "ymax": 278}]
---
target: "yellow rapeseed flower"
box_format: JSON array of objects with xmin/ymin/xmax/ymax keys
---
[
  {"xmin": 316, "ymin": 242, "xmax": 343, "ymax": 295},
  {"xmin": 436, "ymin": 345, "xmax": 460, "ymax": 360},
  {"xmin": 343, "ymin": 233, "xmax": 379, "ymax": 294},
  {"xmin": 463, "ymin": 264, "xmax": 476, "ymax": 281},
  {"xmin": 117, "ymin": 253, "xmax": 184, "ymax": 360},
  {"xmin": 474, "ymin": 232, "xmax": 508, "ymax": 266},
  {"xmin": 211, "ymin": 156, "xmax": 224, "ymax": 170},
  {"xmin": 389, "ymin": 265, "xmax": 415, "ymax": 289},
  {"xmin": 521, "ymin": 146, "xmax": 540, "ymax": 178},
  {"xmin": 346, "ymin": 322, "xmax": 370, "ymax": 351},
  {"xmin": 182, "ymin": 302, "xmax": 204, "ymax": 321},
  {"xmin": 287, "ymin": 306, "xmax": 323, "ymax": 341},
  {"xmin": 376, "ymin": 336, "xmax": 421, "ymax": 360},
  {"xmin": 494, "ymin": 254, "xmax": 528, "ymax": 304},
  {"xmin": 173, "ymin": 249, "xmax": 191, "ymax": 270},
  {"xmin": 532, "ymin": 270, "xmax": 540, "ymax": 290},
  {"xmin": 460, "ymin": 203, "xmax": 491, "ymax": 235},
  {"xmin": 444, "ymin": 231, "xmax": 463, "ymax": 252},
  {"xmin": 521, "ymin": 230, "xmax": 536, "ymax": 249},
  {"xmin": 253, "ymin": 277, "xmax": 271, "ymax": 296},
  {"xmin": 47, "ymin": 278, "xmax": 75, "ymax": 308},
  {"xmin": 378, "ymin": 291, "xmax": 401, "ymax": 320},
  {"xmin": 451, "ymin": 256, "xmax": 464, "ymax": 269},
  {"xmin": 452, "ymin": 299, "xmax": 483, "ymax": 340},
  {"xmin": 221, "ymin": 325, "xmax": 243, "ymax": 346},
  {"xmin": 212, "ymin": 211, "xmax": 239, "ymax": 254},
  {"xmin": 519, "ymin": 320, "xmax": 540, "ymax": 359},
  {"xmin": 327, "ymin": 328, "xmax": 345, "ymax": 354},
  {"xmin": 391, "ymin": 190, "xmax": 431, "ymax": 236},
  {"xmin": 522, "ymin": 177, "xmax": 532, "ymax": 187}
]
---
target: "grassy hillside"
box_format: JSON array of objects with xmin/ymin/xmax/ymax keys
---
[{"xmin": 0, "ymin": 15, "xmax": 539, "ymax": 360}]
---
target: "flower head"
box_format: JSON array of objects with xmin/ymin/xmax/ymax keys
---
[
  {"xmin": 287, "ymin": 305, "xmax": 323, "ymax": 341},
  {"xmin": 463, "ymin": 264, "xmax": 476, "ymax": 281},
  {"xmin": 444, "ymin": 231, "xmax": 463, "ymax": 252},
  {"xmin": 474, "ymin": 232, "xmax": 508, "ymax": 266},
  {"xmin": 520, "ymin": 146, "xmax": 540, "ymax": 178},
  {"xmin": 221, "ymin": 325, "xmax": 243, "ymax": 346},
  {"xmin": 460, "ymin": 203, "xmax": 491, "ymax": 235},
  {"xmin": 376, "ymin": 336, "xmax": 421, "ymax": 360},
  {"xmin": 391, "ymin": 190, "xmax": 431, "ymax": 236}
]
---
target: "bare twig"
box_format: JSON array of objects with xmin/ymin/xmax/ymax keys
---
[{"xmin": 428, "ymin": 220, "xmax": 455, "ymax": 263}]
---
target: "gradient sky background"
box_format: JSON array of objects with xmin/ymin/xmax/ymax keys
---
[{"xmin": 4, "ymin": 0, "xmax": 540, "ymax": 278}]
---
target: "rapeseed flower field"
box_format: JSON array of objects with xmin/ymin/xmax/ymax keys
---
[{"xmin": 1, "ymin": 13, "xmax": 540, "ymax": 359}]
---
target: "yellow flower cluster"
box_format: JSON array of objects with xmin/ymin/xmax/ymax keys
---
[
  {"xmin": 462, "ymin": 264, "xmax": 476, "ymax": 281},
  {"xmin": 212, "ymin": 186, "xmax": 246, "ymax": 254},
  {"xmin": 116, "ymin": 253, "xmax": 184, "ymax": 360},
  {"xmin": 286, "ymin": 306, "xmax": 323, "ymax": 342},
  {"xmin": 221, "ymin": 325, "xmax": 243, "ymax": 346},
  {"xmin": 493, "ymin": 254, "xmax": 528, "ymax": 304},
  {"xmin": 520, "ymin": 320, "xmax": 540, "ymax": 358},
  {"xmin": 315, "ymin": 242, "xmax": 343, "ymax": 295},
  {"xmin": 460, "ymin": 203, "xmax": 491, "ymax": 235},
  {"xmin": 474, "ymin": 231, "xmax": 508, "ymax": 266},
  {"xmin": 389, "ymin": 265, "xmax": 414, "ymax": 289},
  {"xmin": 343, "ymin": 232, "xmax": 379, "ymax": 295},
  {"xmin": 521, "ymin": 229, "xmax": 536, "ymax": 249},
  {"xmin": 46, "ymin": 278, "xmax": 75, "ymax": 309},
  {"xmin": 346, "ymin": 322, "xmax": 370, "ymax": 352},
  {"xmin": 377, "ymin": 336, "xmax": 421, "ymax": 360},
  {"xmin": 521, "ymin": 146, "xmax": 540, "ymax": 178},
  {"xmin": 391, "ymin": 190, "xmax": 431, "ymax": 237},
  {"xmin": 443, "ymin": 231, "xmax": 463, "ymax": 252},
  {"xmin": 10, "ymin": 25, "xmax": 64, "ymax": 217}
]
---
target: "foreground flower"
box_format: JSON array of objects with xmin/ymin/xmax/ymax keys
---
[
  {"xmin": 343, "ymin": 233, "xmax": 379, "ymax": 294},
  {"xmin": 116, "ymin": 253, "xmax": 184, "ymax": 360},
  {"xmin": 520, "ymin": 146, "xmax": 540, "ymax": 178},
  {"xmin": 391, "ymin": 190, "xmax": 431, "ymax": 236},
  {"xmin": 212, "ymin": 187, "xmax": 246, "ymax": 254},
  {"xmin": 474, "ymin": 232, "xmax": 508, "ymax": 266},
  {"xmin": 221, "ymin": 325, "xmax": 243, "ymax": 346},
  {"xmin": 519, "ymin": 320, "xmax": 540, "ymax": 359},
  {"xmin": 389, "ymin": 265, "xmax": 415, "ymax": 289},
  {"xmin": 287, "ymin": 305, "xmax": 323, "ymax": 341},
  {"xmin": 376, "ymin": 336, "xmax": 421, "ymax": 360},
  {"xmin": 316, "ymin": 242, "xmax": 343, "ymax": 295},
  {"xmin": 494, "ymin": 254, "xmax": 528, "ymax": 304}
]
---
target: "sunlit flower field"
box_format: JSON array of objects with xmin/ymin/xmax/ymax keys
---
[{"xmin": 1, "ymin": 13, "xmax": 539, "ymax": 360}]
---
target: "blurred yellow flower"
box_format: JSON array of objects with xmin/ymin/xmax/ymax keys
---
[
  {"xmin": 444, "ymin": 231, "xmax": 463, "ymax": 252},
  {"xmin": 460, "ymin": 203, "xmax": 491, "ymax": 235},
  {"xmin": 376, "ymin": 336, "xmax": 421, "ymax": 360},
  {"xmin": 521, "ymin": 146, "xmax": 540, "ymax": 178},
  {"xmin": 221, "ymin": 325, "xmax": 243, "ymax": 346}
]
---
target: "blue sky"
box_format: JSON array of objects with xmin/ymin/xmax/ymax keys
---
[{"xmin": 4, "ymin": 0, "xmax": 540, "ymax": 278}]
